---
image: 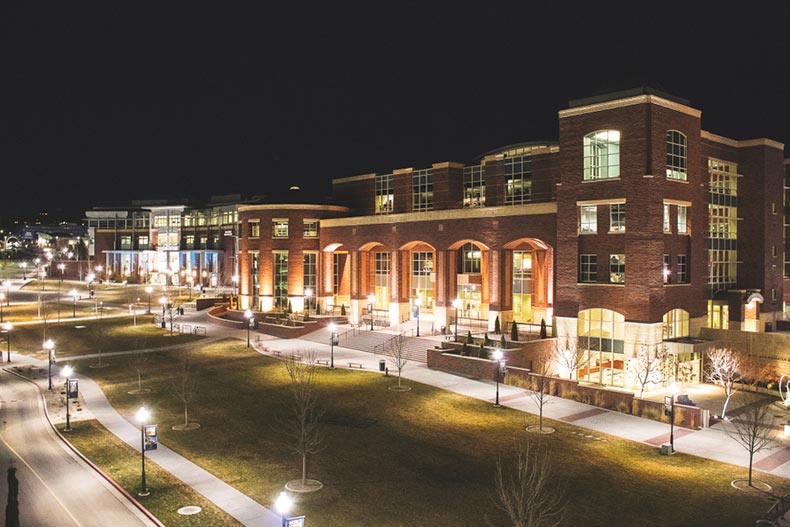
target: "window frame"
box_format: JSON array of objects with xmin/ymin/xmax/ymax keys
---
[
  {"xmin": 580, "ymin": 205, "xmax": 598, "ymax": 234},
  {"xmin": 583, "ymin": 130, "xmax": 621, "ymax": 181},
  {"xmin": 666, "ymin": 130, "xmax": 688, "ymax": 181},
  {"xmin": 579, "ymin": 254, "xmax": 597, "ymax": 283},
  {"xmin": 609, "ymin": 254, "xmax": 625, "ymax": 284}
]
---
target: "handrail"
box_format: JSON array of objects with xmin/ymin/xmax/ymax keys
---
[{"xmin": 373, "ymin": 330, "xmax": 409, "ymax": 356}]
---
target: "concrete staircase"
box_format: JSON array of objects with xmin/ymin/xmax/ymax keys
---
[{"xmin": 301, "ymin": 326, "xmax": 434, "ymax": 363}]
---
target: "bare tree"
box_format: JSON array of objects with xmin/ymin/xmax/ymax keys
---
[
  {"xmin": 488, "ymin": 438, "xmax": 566, "ymax": 527},
  {"xmin": 131, "ymin": 339, "xmax": 151, "ymax": 393},
  {"xmin": 385, "ymin": 333, "xmax": 410, "ymax": 391},
  {"xmin": 630, "ymin": 343, "xmax": 665, "ymax": 398},
  {"xmin": 528, "ymin": 349, "xmax": 554, "ymax": 433},
  {"xmin": 280, "ymin": 351, "xmax": 323, "ymax": 489},
  {"xmin": 723, "ymin": 392, "xmax": 776, "ymax": 486},
  {"xmin": 550, "ymin": 337, "xmax": 588, "ymax": 380},
  {"xmin": 172, "ymin": 348, "xmax": 199, "ymax": 430},
  {"xmin": 706, "ymin": 347, "xmax": 742, "ymax": 419}
]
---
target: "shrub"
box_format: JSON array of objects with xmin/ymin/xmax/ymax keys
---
[
  {"xmin": 287, "ymin": 300, "xmax": 293, "ymax": 314},
  {"xmin": 479, "ymin": 342, "xmax": 487, "ymax": 360},
  {"xmin": 510, "ymin": 321, "xmax": 519, "ymax": 342},
  {"xmin": 484, "ymin": 333, "xmax": 491, "ymax": 346},
  {"xmin": 494, "ymin": 316, "xmax": 501, "ymax": 334},
  {"xmin": 340, "ymin": 304, "xmax": 346, "ymax": 316},
  {"xmin": 540, "ymin": 318, "xmax": 547, "ymax": 339},
  {"xmin": 466, "ymin": 330, "xmax": 473, "ymax": 344},
  {"xmin": 500, "ymin": 334, "xmax": 507, "ymax": 348},
  {"xmin": 461, "ymin": 343, "xmax": 468, "ymax": 356},
  {"xmin": 315, "ymin": 303, "xmax": 321, "ymax": 315}
]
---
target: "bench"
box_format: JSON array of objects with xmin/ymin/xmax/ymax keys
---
[
  {"xmin": 347, "ymin": 362, "xmax": 364, "ymax": 369},
  {"xmin": 271, "ymin": 350, "xmax": 282, "ymax": 356},
  {"xmin": 315, "ymin": 359, "xmax": 330, "ymax": 366}
]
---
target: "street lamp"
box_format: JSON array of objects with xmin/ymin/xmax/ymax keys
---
[
  {"xmin": 245, "ymin": 309, "xmax": 253, "ymax": 348},
  {"xmin": 159, "ymin": 296, "xmax": 167, "ymax": 329},
  {"xmin": 136, "ymin": 406, "xmax": 151, "ymax": 496},
  {"xmin": 62, "ymin": 365, "xmax": 74, "ymax": 432},
  {"xmin": 452, "ymin": 297, "xmax": 462, "ymax": 342},
  {"xmin": 145, "ymin": 286, "xmax": 153, "ymax": 314},
  {"xmin": 70, "ymin": 289, "xmax": 78, "ymax": 318},
  {"xmin": 2, "ymin": 322, "xmax": 11, "ymax": 362},
  {"xmin": 274, "ymin": 491, "xmax": 299, "ymax": 527},
  {"xmin": 492, "ymin": 349, "xmax": 505, "ymax": 408},
  {"xmin": 329, "ymin": 322, "xmax": 338, "ymax": 369},
  {"xmin": 665, "ymin": 383, "xmax": 680, "ymax": 454},
  {"xmin": 44, "ymin": 339, "xmax": 55, "ymax": 390},
  {"xmin": 368, "ymin": 294, "xmax": 375, "ymax": 331},
  {"xmin": 414, "ymin": 297, "xmax": 421, "ymax": 337},
  {"xmin": 304, "ymin": 288, "xmax": 313, "ymax": 318}
]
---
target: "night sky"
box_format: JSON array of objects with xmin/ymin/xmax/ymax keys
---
[{"xmin": 1, "ymin": 4, "xmax": 789, "ymax": 222}]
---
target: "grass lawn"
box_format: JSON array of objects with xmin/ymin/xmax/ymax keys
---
[
  {"xmin": 62, "ymin": 420, "xmax": 243, "ymax": 527},
  {"xmin": 77, "ymin": 339, "xmax": 787, "ymax": 527},
  {"xmin": 10, "ymin": 316, "xmax": 205, "ymax": 360}
]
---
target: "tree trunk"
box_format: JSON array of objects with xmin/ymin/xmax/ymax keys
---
[
  {"xmin": 397, "ymin": 370, "xmax": 402, "ymax": 388},
  {"xmin": 184, "ymin": 404, "xmax": 189, "ymax": 426},
  {"xmin": 721, "ymin": 393, "xmax": 732, "ymax": 418},
  {"xmin": 302, "ymin": 453, "xmax": 307, "ymax": 484},
  {"xmin": 539, "ymin": 403, "xmax": 544, "ymax": 431},
  {"xmin": 748, "ymin": 450, "xmax": 754, "ymax": 486}
]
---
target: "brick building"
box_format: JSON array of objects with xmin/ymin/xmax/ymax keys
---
[{"xmin": 87, "ymin": 87, "xmax": 787, "ymax": 388}]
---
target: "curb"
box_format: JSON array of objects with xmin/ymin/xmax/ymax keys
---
[{"xmin": 3, "ymin": 366, "xmax": 166, "ymax": 527}]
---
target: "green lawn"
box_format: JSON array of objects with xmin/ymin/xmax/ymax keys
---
[
  {"xmin": 72, "ymin": 338, "xmax": 787, "ymax": 527},
  {"xmin": 62, "ymin": 420, "xmax": 243, "ymax": 527}
]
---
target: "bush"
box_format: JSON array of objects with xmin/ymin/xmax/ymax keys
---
[
  {"xmin": 484, "ymin": 333, "xmax": 491, "ymax": 346},
  {"xmin": 466, "ymin": 330, "xmax": 473, "ymax": 344},
  {"xmin": 287, "ymin": 300, "xmax": 293, "ymax": 314},
  {"xmin": 510, "ymin": 321, "xmax": 519, "ymax": 342},
  {"xmin": 500, "ymin": 334, "xmax": 507, "ymax": 348},
  {"xmin": 494, "ymin": 316, "xmax": 501, "ymax": 334},
  {"xmin": 479, "ymin": 343, "xmax": 487, "ymax": 360},
  {"xmin": 340, "ymin": 304, "xmax": 346, "ymax": 316},
  {"xmin": 461, "ymin": 343, "xmax": 468, "ymax": 356},
  {"xmin": 540, "ymin": 318, "xmax": 547, "ymax": 339}
]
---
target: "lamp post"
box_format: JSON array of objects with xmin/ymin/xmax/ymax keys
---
[
  {"xmin": 414, "ymin": 297, "xmax": 421, "ymax": 337},
  {"xmin": 452, "ymin": 297, "xmax": 461, "ymax": 342},
  {"xmin": 62, "ymin": 365, "xmax": 73, "ymax": 432},
  {"xmin": 44, "ymin": 339, "xmax": 55, "ymax": 390},
  {"xmin": 245, "ymin": 309, "xmax": 253, "ymax": 348},
  {"xmin": 70, "ymin": 289, "xmax": 78, "ymax": 318},
  {"xmin": 304, "ymin": 288, "xmax": 313, "ymax": 318},
  {"xmin": 665, "ymin": 383, "xmax": 680, "ymax": 454},
  {"xmin": 492, "ymin": 349, "xmax": 505, "ymax": 408},
  {"xmin": 136, "ymin": 407, "xmax": 151, "ymax": 496},
  {"xmin": 159, "ymin": 296, "xmax": 167, "ymax": 329},
  {"xmin": 329, "ymin": 322, "xmax": 338, "ymax": 369},
  {"xmin": 274, "ymin": 492, "xmax": 293, "ymax": 527},
  {"xmin": 2, "ymin": 322, "xmax": 11, "ymax": 362},
  {"xmin": 145, "ymin": 286, "xmax": 153, "ymax": 313},
  {"xmin": 368, "ymin": 294, "xmax": 375, "ymax": 331}
]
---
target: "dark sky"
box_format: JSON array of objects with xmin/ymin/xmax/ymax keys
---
[{"xmin": 1, "ymin": 4, "xmax": 789, "ymax": 221}]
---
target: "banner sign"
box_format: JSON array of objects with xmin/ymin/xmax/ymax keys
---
[
  {"xmin": 663, "ymin": 395, "xmax": 673, "ymax": 416},
  {"xmin": 144, "ymin": 424, "xmax": 158, "ymax": 451},
  {"xmin": 285, "ymin": 517, "xmax": 305, "ymax": 527},
  {"xmin": 67, "ymin": 379, "xmax": 78, "ymax": 400}
]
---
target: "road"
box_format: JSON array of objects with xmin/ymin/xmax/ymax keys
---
[{"xmin": 0, "ymin": 370, "xmax": 158, "ymax": 526}]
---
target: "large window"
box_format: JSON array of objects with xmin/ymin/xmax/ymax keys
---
[
  {"xmin": 273, "ymin": 219, "xmax": 289, "ymax": 238},
  {"xmin": 512, "ymin": 251, "xmax": 532, "ymax": 322},
  {"xmin": 709, "ymin": 158, "xmax": 738, "ymax": 196},
  {"xmin": 663, "ymin": 204, "xmax": 671, "ymax": 233},
  {"xmin": 273, "ymin": 252, "xmax": 288, "ymax": 310},
  {"xmin": 609, "ymin": 254, "xmax": 625, "ymax": 283},
  {"xmin": 709, "ymin": 249, "xmax": 737, "ymax": 289},
  {"xmin": 249, "ymin": 220, "xmax": 260, "ymax": 238},
  {"xmin": 412, "ymin": 169, "xmax": 433, "ymax": 212},
  {"xmin": 709, "ymin": 205, "xmax": 737, "ymax": 239},
  {"xmin": 677, "ymin": 206, "xmax": 688, "ymax": 234},
  {"xmin": 579, "ymin": 254, "xmax": 597, "ymax": 282},
  {"xmin": 461, "ymin": 243, "xmax": 481, "ymax": 274},
  {"xmin": 411, "ymin": 251, "xmax": 433, "ymax": 312},
  {"xmin": 609, "ymin": 203, "xmax": 625, "ymax": 232},
  {"xmin": 251, "ymin": 253, "xmax": 259, "ymax": 309},
  {"xmin": 303, "ymin": 220, "xmax": 319, "ymax": 238},
  {"xmin": 505, "ymin": 155, "xmax": 532, "ymax": 204},
  {"xmin": 677, "ymin": 255, "xmax": 687, "ymax": 283},
  {"xmin": 303, "ymin": 252, "xmax": 317, "ymax": 311},
  {"xmin": 374, "ymin": 252, "xmax": 390, "ymax": 309},
  {"xmin": 577, "ymin": 308, "xmax": 626, "ymax": 386},
  {"xmin": 663, "ymin": 309, "xmax": 689, "ymax": 339},
  {"xmin": 583, "ymin": 130, "xmax": 620, "ymax": 180},
  {"xmin": 666, "ymin": 131, "xmax": 687, "ymax": 180},
  {"xmin": 375, "ymin": 173, "xmax": 394, "ymax": 214},
  {"xmin": 580, "ymin": 205, "xmax": 597, "ymax": 234},
  {"xmin": 463, "ymin": 165, "xmax": 485, "ymax": 207}
]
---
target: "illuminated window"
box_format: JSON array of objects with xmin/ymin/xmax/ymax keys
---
[
  {"xmin": 708, "ymin": 249, "xmax": 737, "ymax": 289},
  {"xmin": 463, "ymin": 165, "xmax": 485, "ymax": 207},
  {"xmin": 273, "ymin": 219, "xmax": 289, "ymax": 238},
  {"xmin": 663, "ymin": 309, "xmax": 689, "ymax": 338},
  {"xmin": 412, "ymin": 169, "xmax": 433, "ymax": 212},
  {"xmin": 375, "ymin": 174, "xmax": 394, "ymax": 214},
  {"xmin": 666, "ymin": 131, "xmax": 687, "ymax": 180},
  {"xmin": 577, "ymin": 308, "xmax": 626, "ymax": 386},
  {"xmin": 249, "ymin": 221, "xmax": 260, "ymax": 238},
  {"xmin": 580, "ymin": 205, "xmax": 597, "ymax": 233},
  {"xmin": 663, "ymin": 204, "xmax": 671, "ymax": 233},
  {"xmin": 709, "ymin": 158, "xmax": 738, "ymax": 196},
  {"xmin": 583, "ymin": 130, "xmax": 620, "ymax": 180},
  {"xmin": 663, "ymin": 254, "xmax": 670, "ymax": 284},
  {"xmin": 677, "ymin": 206, "xmax": 688, "ymax": 234},
  {"xmin": 303, "ymin": 252, "xmax": 317, "ymax": 311},
  {"xmin": 374, "ymin": 252, "xmax": 390, "ymax": 309},
  {"xmin": 609, "ymin": 254, "xmax": 625, "ymax": 283},
  {"xmin": 273, "ymin": 252, "xmax": 288, "ymax": 310},
  {"xmin": 579, "ymin": 254, "xmax": 597, "ymax": 282},
  {"xmin": 184, "ymin": 235, "xmax": 195, "ymax": 248},
  {"xmin": 677, "ymin": 255, "xmax": 687, "ymax": 283},
  {"xmin": 505, "ymin": 155, "xmax": 532, "ymax": 204},
  {"xmin": 609, "ymin": 203, "xmax": 625, "ymax": 232},
  {"xmin": 303, "ymin": 220, "xmax": 319, "ymax": 238},
  {"xmin": 461, "ymin": 243, "xmax": 481, "ymax": 274},
  {"xmin": 708, "ymin": 205, "xmax": 737, "ymax": 239}
]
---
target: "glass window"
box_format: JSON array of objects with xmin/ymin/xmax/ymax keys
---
[
  {"xmin": 577, "ymin": 308, "xmax": 626, "ymax": 385},
  {"xmin": 663, "ymin": 254, "xmax": 670, "ymax": 284},
  {"xmin": 303, "ymin": 220, "xmax": 319, "ymax": 238},
  {"xmin": 580, "ymin": 205, "xmax": 597, "ymax": 233},
  {"xmin": 677, "ymin": 206, "xmax": 688, "ymax": 234},
  {"xmin": 463, "ymin": 165, "xmax": 485, "ymax": 207},
  {"xmin": 461, "ymin": 243, "xmax": 481, "ymax": 274},
  {"xmin": 709, "ymin": 158, "xmax": 738, "ymax": 196},
  {"xmin": 663, "ymin": 204, "xmax": 671, "ymax": 233},
  {"xmin": 708, "ymin": 249, "xmax": 737, "ymax": 290},
  {"xmin": 708, "ymin": 205, "xmax": 737, "ymax": 239},
  {"xmin": 303, "ymin": 252, "xmax": 317, "ymax": 311},
  {"xmin": 609, "ymin": 254, "xmax": 625, "ymax": 283},
  {"xmin": 249, "ymin": 221, "xmax": 260, "ymax": 238},
  {"xmin": 505, "ymin": 155, "xmax": 532, "ymax": 205},
  {"xmin": 663, "ymin": 309, "xmax": 689, "ymax": 339},
  {"xmin": 411, "ymin": 251, "xmax": 434, "ymax": 311},
  {"xmin": 666, "ymin": 131, "xmax": 687, "ymax": 180},
  {"xmin": 583, "ymin": 130, "xmax": 620, "ymax": 180},
  {"xmin": 273, "ymin": 220, "xmax": 289, "ymax": 238},
  {"xmin": 137, "ymin": 236, "xmax": 149, "ymax": 248},
  {"xmin": 374, "ymin": 252, "xmax": 390, "ymax": 310},
  {"xmin": 375, "ymin": 174, "xmax": 394, "ymax": 214},
  {"xmin": 677, "ymin": 255, "xmax": 687, "ymax": 283},
  {"xmin": 580, "ymin": 254, "xmax": 597, "ymax": 282},
  {"xmin": 609, "ymin": 203, "xmax": 625, "ymax": 232},
  {"xmin": 512, "ymin": 251, "xmax": 532, "ymax": 322},
  {"xmin": 273, "ymin": 252, "xmax": 288, "ymax": 310},
  {"xmin": 412, "ymin": 169, "xmax": 433, "ymax": 212},
  {"xmin": 120, "ymin": 236, "xmax": 132, "ymax": 249},
  {"xmin": 185, "ymin": 235, "xmax": 195, "ymax": 247}
]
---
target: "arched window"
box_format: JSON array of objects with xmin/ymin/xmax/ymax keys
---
[
  {"xmin": 663, "ymin": 308, "xmax": 689, "ymax": 339},
  {"xmin": 578, "ymin": 308, "xmax": 626, "ymax": 385},
  {"xmin": 583, "ymin": 130, "xmax": 620, "ymax": 180},
  {"xmin": 461, "ymin": 242, "xmax": 481, "ymax": 274},
  {"xmin": 666, "ymin": 130, "xmax": 687, "ymax": 180}
]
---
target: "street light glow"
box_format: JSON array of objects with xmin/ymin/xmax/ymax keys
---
[
  {"xmin": 62, "ymin": 365, "xmax": 73, "ymax": 377},
  {"xmin": 274, "ymin": 491, "xmax": 293, "ymax": 516},
  {"xmin": 136, "ymin": 406, "xmax": 151, "ymax": 424}
]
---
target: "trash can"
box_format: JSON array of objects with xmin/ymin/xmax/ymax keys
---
[
  {"xmin": 379, "ymin": 359, "xmax": 386, "ymax": 372},
  {"xmin": 766, "ymin": 322, "xmax": 773, "ymax": 332}
]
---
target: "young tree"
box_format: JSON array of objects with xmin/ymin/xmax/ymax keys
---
[
  {"xmin": 386, "ymin": 333, "xmax": 410, "ymax": 391},
  {"xmin": 550, "ymin": 337, "xmax": 588, "ymax": 380},
  {"xmin": 494, "ymin": 316, "xmax": 501, "ymax": 334},
  {"xmin": 280, "ymin": 351, "xmax": 323, "ymax": 490},
  {"xmin": 172, "ymin": 348, "xmax": 200, "ymax": 430},
  {"xmin": 488, "ymin": 438, "xmax": 566, "ymax": 527},
  {"xmin": 539, "ymin": 318, "xmax": 547, "ymax": 339},
  {"xmin": 131, "ymin": 340, "xmax": 151, "ymax": 393},
  {"xmin": 479, "ymin": 342, "xmax": 488, "ymax": 360},
  {"xmin": 706, "ymin": 347, "xmax": 742, "ymax": 419},
  {"xmin": 527, "ymin": 348, "xmax": 555, "ymax": 433},
  {"xmin": 467, "ymin": 330, "xmax": 474, "ymax": 345},
  {"xmin": 723, "ymin": 392, "xmax": 776, "ymax": 486},
  {"xmin": 630, "ymin": 343, "xmax": 665, "ymax": 398}
]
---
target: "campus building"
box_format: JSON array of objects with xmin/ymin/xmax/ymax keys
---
[{"xmin": 87, "ymin": 87, "xmax": 787, "ymax": 388}]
